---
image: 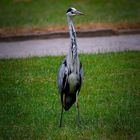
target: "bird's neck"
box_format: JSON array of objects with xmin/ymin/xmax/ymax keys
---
[
  {"xmin": 67, "ymin": 16, "xmax": 76, "ymax": 41},
  {"xmin": 67, "ymin": 16, "xmax": 78, "ymax": 60}
]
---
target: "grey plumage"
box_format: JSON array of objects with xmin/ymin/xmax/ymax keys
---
[{"xmin": 57, "ymin": 7, "xmax": 84, "ymax": 127}]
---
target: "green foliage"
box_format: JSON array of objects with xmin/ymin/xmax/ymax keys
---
[
  {"xmin": 0, "ymin": 0, "xmax": 139, "ymax": 27},
  {"xmin": 0, "ymin": 51, "xmax": 140, "ymax": 139}
]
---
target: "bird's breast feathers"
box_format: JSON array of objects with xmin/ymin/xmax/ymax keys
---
[{"xmin": 68, "ymin": 73, "xmax": 79, "ymax": 93}]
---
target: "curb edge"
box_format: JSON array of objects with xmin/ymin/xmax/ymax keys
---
[{"xmin": 0, "ymin": 29, "xmax": 140, "ymax": 42}]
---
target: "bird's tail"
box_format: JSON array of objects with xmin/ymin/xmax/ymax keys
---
[{"xmin": 63, "ymin": 95, "xmax": 76, "ymax": 111}]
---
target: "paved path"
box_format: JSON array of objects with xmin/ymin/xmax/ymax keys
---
[{"xmin": 0, "ymin": 34, "xmax": 140, "ymax": 58}]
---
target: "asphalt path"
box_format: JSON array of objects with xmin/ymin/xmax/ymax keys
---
[{"xmin": 0, "ymin": 34, "xmax": 140, "ymax": 58}]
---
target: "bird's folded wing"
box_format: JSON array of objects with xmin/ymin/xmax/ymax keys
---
[{"xmin": 58, "ymin": 59, "xmax": 67, "ymax": 93}]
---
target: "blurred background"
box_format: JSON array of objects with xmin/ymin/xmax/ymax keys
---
[{"xmin": 0, "ymin": 0, "xmax": 140, "ymax": 34}]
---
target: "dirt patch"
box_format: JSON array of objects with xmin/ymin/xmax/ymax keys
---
[{"xmin": 0, "ymin": 22, "xmax": 140, "ymax": 36}]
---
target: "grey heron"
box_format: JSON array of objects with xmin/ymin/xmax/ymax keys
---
[{"xmin": 57, "ymin": 7, "xmax": 84, "ymax": 127}]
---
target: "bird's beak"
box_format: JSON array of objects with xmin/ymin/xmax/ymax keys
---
[{"xmin": 75, "ymin": 10, "xmax": 84, "ymax": 15}]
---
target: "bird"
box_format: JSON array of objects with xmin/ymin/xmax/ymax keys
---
[{"xmin": 57, "ymin": 7, "xmax": 84, "ymax": 127}]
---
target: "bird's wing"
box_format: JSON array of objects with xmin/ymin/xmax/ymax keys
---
[
  {"xmin": 58, "ymin": 59, "xmax": 68, "ymax": 93},
  {"xmin": 79, "ymin": 62, "xmax": 83, "ymax": 81},
  {"xmin": 78, "ymin": 62, "xmax": 83, "ymax": 91}
]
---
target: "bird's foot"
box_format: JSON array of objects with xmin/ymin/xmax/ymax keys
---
[
  {"xmin": 77, "ymin": 119, "xmax": 81, "ymax": 128},
  {"xmin": 59, "ymin": 124, "xmax": 62, "ymax": 128}
]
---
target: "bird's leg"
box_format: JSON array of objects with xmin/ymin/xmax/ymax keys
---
[
  {"xmin": 75, "ymin": 92, "xmax": 80, "ymax": 127},
  {"xmin": 59, "ymin": 94, "xmax": 64, "ymax": 127},
  {"xmin": 59, "ymin": 103, "xmax": 63, "ymax": 127}
]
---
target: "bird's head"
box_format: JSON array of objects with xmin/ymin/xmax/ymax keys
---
[{"xmin": 66, "ymin": 7, "xmax": 84, "ymax": 17}]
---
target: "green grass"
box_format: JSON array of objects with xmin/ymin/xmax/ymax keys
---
[
  {"xmin": 0, "ymin": 0, "xmax": 140, "ymax": 28},
  {"xmin": 0, "ymin": 51, "xmax": 140, "ymax": 140}
]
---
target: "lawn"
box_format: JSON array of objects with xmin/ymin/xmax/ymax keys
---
[
  {"xmin": 0, "ymin": 0, "xmax": 140, "ymax": 28},
  {"xmin": 0, "ymin": 51, "xmax": 140, "ymax": 139}
]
